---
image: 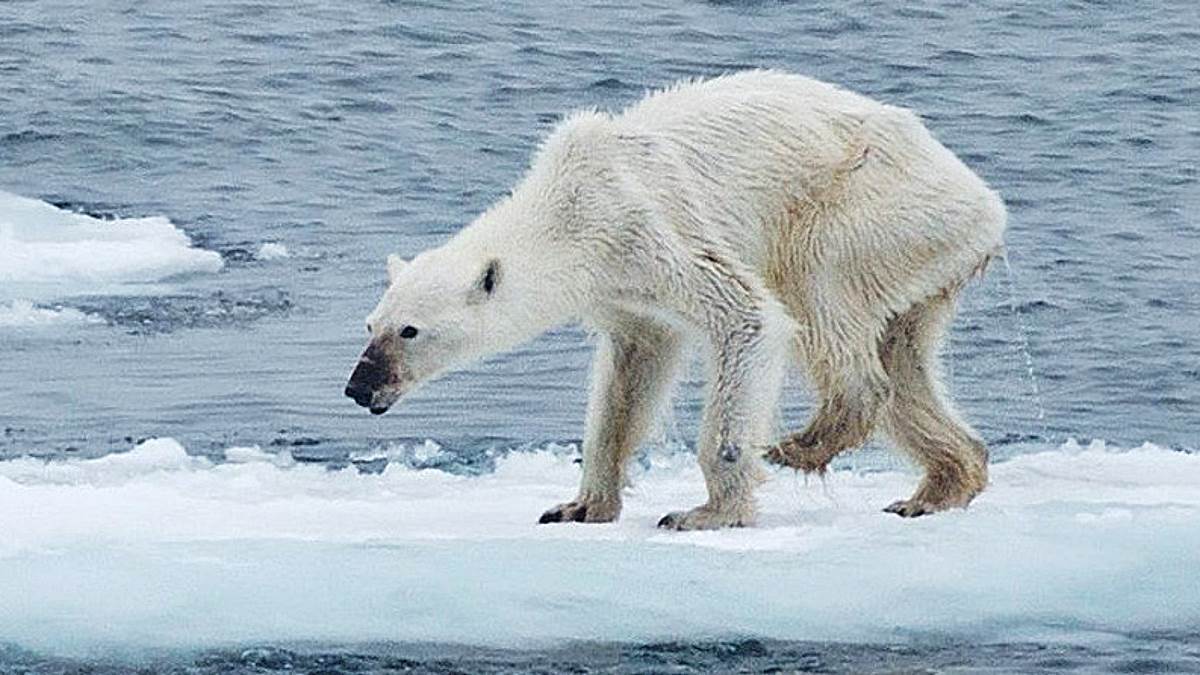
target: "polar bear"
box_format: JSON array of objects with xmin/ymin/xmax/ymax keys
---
[{"xmin": 345, "ymin": 70, "xmax": 1006, "ymax": 528}]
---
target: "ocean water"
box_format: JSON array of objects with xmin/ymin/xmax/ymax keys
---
[{"xmin": 1, "ymin": 0, "xmax": 1198, "ymax": 672}]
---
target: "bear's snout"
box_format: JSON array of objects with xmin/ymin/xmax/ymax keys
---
[
  {"xmin": 343, "ymin": 380, "xmax": 373, "ymax": 408},
  {"xmin": 345, "ymin": 341, "xmax": 396, "ymax": 414}
]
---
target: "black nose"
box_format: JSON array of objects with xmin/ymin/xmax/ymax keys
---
[{"xmin": 344, "ymin": 382, "xmax": 373, "ymax": 407}]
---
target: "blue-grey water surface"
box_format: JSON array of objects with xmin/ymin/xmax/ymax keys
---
[{"xmin": 1, "ymin": 0, "xmax": 1198, "ymax": 672}]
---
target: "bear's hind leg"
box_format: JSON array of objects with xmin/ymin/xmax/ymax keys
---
[
  {"xmin": 879, "ymin": 293, "xmax": 988, "ymax": 517},
  {"xmin": 539, "ymin": 318, "xmax": 683, "ymax": 524},
  {"xmin": 765, "ymin": 315, "xmax": 891, "ymax": 475}
]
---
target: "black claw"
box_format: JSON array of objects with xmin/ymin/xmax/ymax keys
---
[
  {"xmin": 883, "ymin": 501, "xmax": 929, "ymax": 518},
  {"xmin": 657, "ymin": 514, "xmax": 675, "ymax": 529},
  {"xmin": 538, "ymin": 509, "xmax": 563, "ymax": 524},
  {"xmin": 571, "ymin": 504, "xmax": 587, "ymax": 522}
]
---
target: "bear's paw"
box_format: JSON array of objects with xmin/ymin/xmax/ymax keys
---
[
  {"xmin": 763, "ymin": 435, "xmax": 838, "ymax": 475},
  {"xmin": 657, "ymin": 503, "xmax": 755, "ymax": 531},
  {"xmin": 538, "ymin": 498, "xmax": 620, "ymax": 525},
  {"xmin": 883, "ymin": 498, "xmax": 937, "ymax": 518}
]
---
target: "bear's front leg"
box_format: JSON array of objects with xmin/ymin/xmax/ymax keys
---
[
  {"xmin": 539, "ymin": 319, "xmax": 683, "ymax": 525},
  {"xmin": 658, "ymin": 302, "xmax": 790, "ymax": 531},
  {"xmin": 655, "ymin": 440, "xmax": 762, "ymax": 529},
  {"xmin": 656, "ymin": 433, "xmax": 766, "ymax": 530}
]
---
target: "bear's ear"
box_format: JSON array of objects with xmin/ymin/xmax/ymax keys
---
[
  {"xmin": 386, "ymin": 254, "xmax": 408, "ymax": 284},
  {"xmin": 469, "ymin": 259, "xmax": 500, "ymax": 303}
]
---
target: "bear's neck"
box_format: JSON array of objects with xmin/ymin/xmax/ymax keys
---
[{"xmin": 446, "ymin": 190, "xmax": 588, "ymax": 339}]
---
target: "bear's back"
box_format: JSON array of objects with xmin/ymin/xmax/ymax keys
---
[{"xmin": 616, "ymin": 70, "xmax": 882, "ymax": 134}]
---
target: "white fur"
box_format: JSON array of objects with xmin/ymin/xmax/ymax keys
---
[{"xmin": 359, "ymin": 70, "xmax": 1006, "ymax": 528}]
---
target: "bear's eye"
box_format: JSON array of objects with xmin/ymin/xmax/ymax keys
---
[
  {"xmin": 399, "ymin": 325, "xmax": 419, "ymax": 339},
  {"xmin": 366, "ymin": 323, "xmax": 373, "ymax": 335}
]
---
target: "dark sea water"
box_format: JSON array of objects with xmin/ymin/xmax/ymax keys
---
[
  {"xmin": 1, "ymin": 0, "xmax": 1198, "ymax": 672},
  {"xmin": 4, "ymin": 635, "xmax": 1200, "ymax": 675}
]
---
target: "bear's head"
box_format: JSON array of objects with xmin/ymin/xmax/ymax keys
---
[{"xmin": 344, "ymin": 249, "xmax": 508, "ymax": 414}]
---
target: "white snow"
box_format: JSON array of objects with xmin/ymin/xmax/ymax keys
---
[
  {"xmin": 255, "ymin": 242, "xmax": 290, "ymax": 260},
  {"xmin": 1, "ymin": 437, "xmax": 1197, "ymax": 653},
  {"xmin": 0, "ymin": 299, "xmax": 102, "ymax": 327},
  {"xmin": 0, "ymin": 190, "xmax": 222, "ymax": 298}
]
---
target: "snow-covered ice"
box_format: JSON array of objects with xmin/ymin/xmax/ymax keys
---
[
  {"xmin": 0, "ymin": 190, "xmax": 222, "ymax": 299},
  {"xmin": 1, "ymin": 438, "xmax": 1196, "ymax": 653}
]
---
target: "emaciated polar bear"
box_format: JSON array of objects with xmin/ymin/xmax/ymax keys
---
[{"xmin": 345, "ymin": 70, "xmax": 1006, "ymax": 529}]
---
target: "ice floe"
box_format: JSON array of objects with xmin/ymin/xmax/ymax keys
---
[
  {"xmin": 1, "ymin": 438, "xmax": 1197, "ymax": 652},
  {"xmin": 0, "ymin": 190, "xmax": 221, "ymax": 298},
  {"xmin": 0, "ymin": 299, "xmax": 102, "ymax": 327}
]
